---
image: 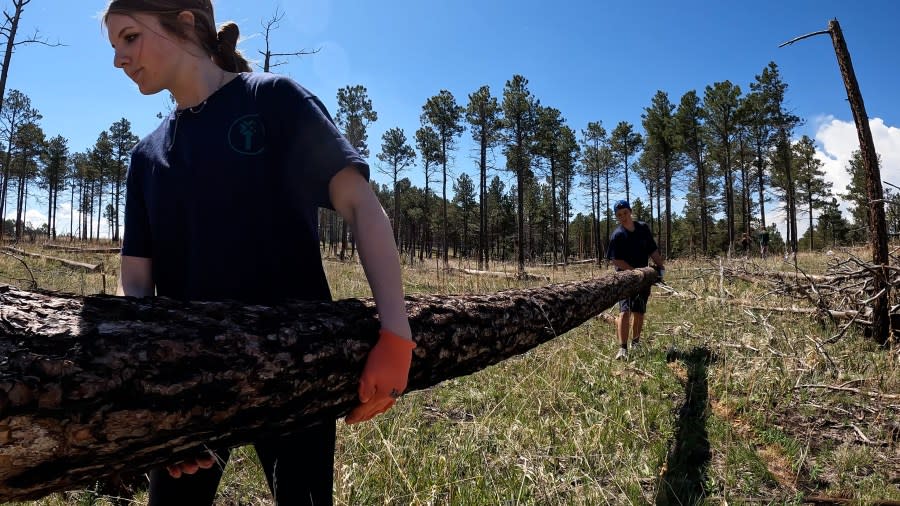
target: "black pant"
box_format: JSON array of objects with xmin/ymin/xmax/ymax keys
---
[{"xmin": 148, "ymin": 422, "xmax": 336, "ymax": 506}]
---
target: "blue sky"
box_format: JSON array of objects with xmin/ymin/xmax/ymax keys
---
[{"xmin": 6, "ymin": 0, "xmax": 900, "ymax": 237}]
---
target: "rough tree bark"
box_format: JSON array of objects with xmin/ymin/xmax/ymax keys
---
[{"xmin": 0, "ymin": 267, "xmax": 657, "ymax": 501}]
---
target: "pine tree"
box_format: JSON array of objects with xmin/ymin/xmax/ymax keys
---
[
  {"xmin": 769, "ymin": 129, "xmax": 798, "ymax": 252},
  {"xmin": 703, "ymin": 80, "xmax": 742, "ymax": 250},
  {"xmin": 636, "ymin": 145, "xmax": 664, "ymax": 243},
  {"xmin": 556, "ymin": 125, "xmax": 579, "ymax": 264},
  {"xmin": 817, "ymin": 197, "xmax": 849, "ymax": 248},
  {"xmin": 609, "ymin": 122, "xmax": 642, "ymax": 203},
  {"xmin": 676, "ymin": 90, "xmax": 713, "ymax": 254},
  {"xmin": 501, "ymin": 75, "xmax": 536, "ymax": 276},
  {"xmin": 108, "ymin": 118, "xmax": 138, "ymax": 242},
  {"xmin": 422, "ymin": 90, "xmax": 464, "ymax": 266},
  {"xmin": 841, "ymin": 150, "xmax": 871, "ymax": 242},
  {"xmin": 533, "ymin": 106, "xmax": 564, "ymax": 267},
  {"xmin": 11, "ymin": 120, "xmax": 43, "ymax": 240},
  {"xmin": 90, "ymin": 132, "xmax": 113, "ymax": 241},
  {"xmin": 335, "ymin": 85, "xmax": 377, "ymax": 158},
  {"xmin": 415, "ymin": 125, "xmax": 442, "ymax": 261},
  {"xmin": 335, "ymin": 85, "xmax": 377, "ymax": 260},
  {"xmin": 0, "ymin": 89, "xmax": 40, "ymax": 239},
  {"xmin": 642, "ymin": 90, "xmax": 679, "ymax": 258},
  {"xmin": 376, "ymin": 127, "xmax": 416, "ymax": 246},
  {"xmin": 451, "ymin": 173, "xmax": 477, "ymax": 257},
  {"xmin": 746, "ymin": 62, "xmax": 789, "ymax": 231},
  {"xmin": 580, "ymin": 122, "xmax": 613, "ymax": 262},
  {"xmin": 793, "ymin": 135, "xmax": 832, "ymax": 251},
  {"xmin": 40, "ymin": 135, "xmax": 68, "ymax": 239},
  {"xmin": 465, "ymin": 85, "xmax": 502, "ymax": 269}
]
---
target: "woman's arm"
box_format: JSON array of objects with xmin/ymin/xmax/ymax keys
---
[
  {"xmin": 329, "ymin": 166, "xmax": 414, "ymax": 424},
  {"xmin": 329, "ymin": 166, "xmax": 411, "ymax": 339},
  {"xmin": 117, "ymin": 255, "xmax": 154, "ymax": 297}
]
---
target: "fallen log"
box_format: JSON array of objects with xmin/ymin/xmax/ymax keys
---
[
  {"xmin": 43, "ymin": 245, "xmax": 121, "ymax": 254},
  {"xmin": 448, "ymin": 267, "xmax": 550, "ymax": 281},
  {"xmin": 1, "ymin": 247, "xmax": 101, "ymax": 272},
  {"xmin": 0, "ymin": 267, "xmax": 657, "ymax": 501},
  {"xmin": 539, "ymin": 259, "xmax": 598, "ymax": 267}
]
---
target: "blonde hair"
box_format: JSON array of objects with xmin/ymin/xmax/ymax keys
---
[{"xmin": 103, "ymin": 0, "xmax": 252, "ymax": 72}]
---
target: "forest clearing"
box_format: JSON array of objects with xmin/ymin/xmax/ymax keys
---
[
  {"xmin": 0, "ymin": 242, "xmax": 897, "ymax": 505},
  {"xmin": 0, "ymin": 0, "xmax": 895, "ymax": 504}
]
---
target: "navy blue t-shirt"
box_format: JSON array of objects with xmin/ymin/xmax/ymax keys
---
[
  {"xmin": 606, "ymin": 221, "xmax": 658, "ymax": 269},
  {"xmin": 122, "ymin": 73, "xmax": 368, "ymax": 304}
]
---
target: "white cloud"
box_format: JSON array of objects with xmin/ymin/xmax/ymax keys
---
[
  {"xmin": 815, "ymin": 116, "xmax": 900, "ymax": 207},
  {"xmin": 26, "ymin": 209, "xmax": 47, "ymax": 226},
  {"xmin": 4, "ymin": 209, "xmax": 47, "ymax": 225},
  {"xmin": 6, "ymin": 202, "xmax": 114, "ymax": 238},
  {"xmin": 760, "ymin": 116, "xmax": 900, "ymax": 242}
]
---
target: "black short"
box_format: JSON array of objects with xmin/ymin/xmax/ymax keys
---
[{"xmin": 619, "ymin": 286, "xmax": 651, "ymax": 314}]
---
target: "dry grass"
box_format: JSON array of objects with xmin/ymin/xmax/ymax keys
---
[{"xmin": 1, "ymin": 244, "xmax": 898, "ymax": 505}]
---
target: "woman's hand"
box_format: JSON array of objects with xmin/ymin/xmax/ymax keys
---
[{"xmin": 345, "ymin": 329, "xmax": 415, "ymax": 424}]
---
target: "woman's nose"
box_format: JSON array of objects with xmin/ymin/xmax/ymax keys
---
[{"xmin": 113, "ymin": 49, "xmax": 128, "ymax": 69}]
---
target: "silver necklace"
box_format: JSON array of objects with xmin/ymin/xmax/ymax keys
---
[
  {"xmin": 169, "ymin": 72, "xmax": 229, "ymax": 151},
  {"xmin": 181, "ymin": 71, "xmax": 228, "ymax": 115}
]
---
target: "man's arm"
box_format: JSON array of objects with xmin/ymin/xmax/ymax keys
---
[
  {"xmin": 611, "ymin": 259, "xmax": 633, "ymax": 271},
  {"xmin": 650, "ymin": 250, "xmax": 664, "ymax": 269}
]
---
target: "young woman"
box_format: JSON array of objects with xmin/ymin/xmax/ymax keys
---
[{"xmin": 105, "ymin": 1, "xmax": 414, "ymax": 504}]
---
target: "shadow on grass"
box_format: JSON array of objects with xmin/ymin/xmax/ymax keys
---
[{"xmin": 655, "ymin": 346, "xmax": 712, "ymax": 505}]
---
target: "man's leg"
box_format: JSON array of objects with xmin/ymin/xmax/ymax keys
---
[
  {"xmin": 254, "ymin": 421, "xmax": 337, "ymax": 506},
  {"xmin": 631, "ymin": 312, "xmax": 645, "ymax": 343},
  {"xmin": 617, "ymin": 310, "xmax": 632, "ymax": 348},
  {"xmin": 147, "ymin": 449, "xmax": 231, "ymax": 506},
  {"xmin": 630, "ymin": 289, "xmax": 650, "ymax": 346}
]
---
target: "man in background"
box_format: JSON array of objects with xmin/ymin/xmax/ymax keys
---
[{"xmin": 606, "ymin": 200, "xmax": 665, "ymax": 360}]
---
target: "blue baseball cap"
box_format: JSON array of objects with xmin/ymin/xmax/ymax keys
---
[{"xmin": 613, "ymin": 200, "xmax": 631, "ymax": 212}]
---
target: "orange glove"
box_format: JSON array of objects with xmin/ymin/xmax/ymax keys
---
[{"xmin": 345, "ymin": 328, "xmax": 415, "ymax": 424}]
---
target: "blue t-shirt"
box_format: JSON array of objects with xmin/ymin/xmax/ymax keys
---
[
  {"xmin": 606, "ymin": 221, "xmax": 658, "ymax": 269},
  {"xmin": 122, "ymin": 72, "xmax": 368, "ymax": 303}
]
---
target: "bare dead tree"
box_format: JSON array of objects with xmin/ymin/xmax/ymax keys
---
[
  {"xmin": 257, "ymin": 7, "xmax": 320, "ymax": 73},
  {"xmin": 0, "ymin": 0, "xmax": 64, "ymax": 119}
]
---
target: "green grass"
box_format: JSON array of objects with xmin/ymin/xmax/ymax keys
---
[{"xmin": 1, "ymin": 245, "xmax": 898, "ymax": 505}]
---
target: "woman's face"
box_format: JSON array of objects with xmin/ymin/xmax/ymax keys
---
[{"xmin": 107, "ymin": 13, "xmax": 185, "ymax": 95}]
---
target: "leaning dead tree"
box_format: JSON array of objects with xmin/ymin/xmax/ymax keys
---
[
  {"xmin": 781, "ymin": 18, "xmax": 891, "ymax": 344},
  {"xmin": 0, "ymin": 267, "xmax": 657, "ymax": 501}
]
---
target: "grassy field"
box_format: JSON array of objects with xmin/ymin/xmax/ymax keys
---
[{"xmin": 1, "ymin": 244, "xmax": 898, "ymax": 505}]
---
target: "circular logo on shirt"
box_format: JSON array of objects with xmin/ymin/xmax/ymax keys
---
[{"xmin": 228, "ymin": 115, "xmax": 266, "ymax": 155}]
